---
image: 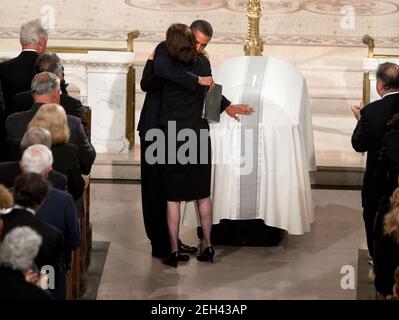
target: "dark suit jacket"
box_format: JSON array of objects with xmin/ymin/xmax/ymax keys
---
[
  {"xmin": 0, "ymin": 79, "xmax": 4, "ymax": 114},
  {"xmin": 153, "ymin": 41, "xmax": 231, "ymax": 111},
  {"xmin": 5, "ymin": 103, "xmax": 96, "ymax": 174},
  {"xmin": 12, "ymin": 88, "xmax": 84, "ymax": 119},
  {"xmin": 0, "ymin": 161, "xmax": 67, "ymax": 190},
  {"xmin": 137, "ymin": 60, "xmax": 163, "ymax": 137},
  {"xmin": 0, "ymin": 266, "xmax": 52, "ymax": 300},
  {"xmin": 352, "ymin": 93, "xmax": 399, "ymax": 207},
  {"xmin": 51, "ymin": 143, "xmax": 84, "ymax": 201},
  {"xmin": 138, "ymin": 42, "xmax": 231, "ymax": 137},
  {"xmin": 0, "ymin": 51, "xmax": 39, "ymax": 117},
  {"xmin": 36, "ymin": 187, "xmax": 81, "ymax": 253},
  {"xmin": 0, "ymin": 79, "xmax": 6, "ymax": 161},
  {"xmin": 1, "ymin": 208, "xmax": 64, "ymax": 272},
  {"xmin": 374, "ymin": 234, "xmax": 399, "ymax": 296}
]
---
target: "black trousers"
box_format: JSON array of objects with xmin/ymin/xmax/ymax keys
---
[
  {"xmin": 140, "ymin": 137, "xmax": 170, "ymax": 257},
  {"xmin": 363, "ymin": 203, "xmax": 379, "ymax": 258}
]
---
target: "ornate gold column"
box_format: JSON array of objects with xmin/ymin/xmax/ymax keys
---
[
  {"xmin": 126, "ymin": 30, "xmax": 140, "ymax": 148},
  {"xmin": 244, "ymin": 0, "xmax": 264, "ymax": 56}
]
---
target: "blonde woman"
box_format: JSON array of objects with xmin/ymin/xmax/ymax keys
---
[
  {"xmin": 374, "ymin": 187, "xmax": 399, "ymax": 298},
  {"xmin": 0, "ymin": 184, "xmax": 13, "ymax": 214},
  {"xmin": 28, "ymin": 103, "xmax": 84, "ymax": 201}
]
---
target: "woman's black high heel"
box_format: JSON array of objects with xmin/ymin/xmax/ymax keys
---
[
  {"xmin": 162, "ymin": 252, "xmax": 179, "ymax": 268},
  {"xmin": 197, "ymin": 246, "xmax": 215, "ymax": 263}
]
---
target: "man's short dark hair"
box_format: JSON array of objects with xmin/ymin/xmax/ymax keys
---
[
  {"xmin": 35, "ymin": 53, "xmax": 63, "ymax": 74},
  {"xmin": 376, "ymin": 62, "xmax": 399, "ymax": 90},
  {"xmin": 190, "ymin": 20, "xmax": 213, "ymax": 38},
  {"xmin": 14, "ymin": 173, "xmax": 50, "ymax": 209}
]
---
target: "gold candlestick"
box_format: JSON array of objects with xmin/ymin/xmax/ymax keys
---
[{"xmin": 244, "ymin": 0, "xmax": 264, "ymax": 56}]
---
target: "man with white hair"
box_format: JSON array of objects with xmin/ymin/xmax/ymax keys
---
[
  {"xmin": 0, "ymin": 19, "xmax": 48, "ymax": 161},
  {"xmin": 19, "ymin": 144, "xmax": 80, "ymax": 300},
  {"xmin": 0, "ymin": 19, "xmax": 48, "ymax": 117},
  {"xmin": 0, "ymin": 226, "xmax": 52, "ymax": 300}
]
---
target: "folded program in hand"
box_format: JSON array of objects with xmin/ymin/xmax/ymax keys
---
[{"xmin": 202, "ymin": 84, "xmax": 223, "ymax": 123}]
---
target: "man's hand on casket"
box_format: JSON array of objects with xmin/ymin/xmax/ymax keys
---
[{"xmin": 225, "ymin": 104, "xmax": 255, "ymax": 121}]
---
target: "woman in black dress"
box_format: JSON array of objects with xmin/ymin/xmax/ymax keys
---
[{"xmin": 159, "ymin": 24, "xmax": 214, "ymax": 266}]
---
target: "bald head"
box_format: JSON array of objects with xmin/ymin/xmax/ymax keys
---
[{"xmin": 376, "ymin": 62, "xmax": 399, "ymax": 96}]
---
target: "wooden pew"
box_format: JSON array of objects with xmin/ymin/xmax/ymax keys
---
[{"xmin": 67, "ymin": 106, "xmax": 93, "ymax": 299}]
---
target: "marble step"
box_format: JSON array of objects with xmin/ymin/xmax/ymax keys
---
[
  {"xmin": 91, "ymin": 146, "xmax": 141, "ymax": 181},
  {"xmin": 91, "ymin": 150, "xmax": 364, "ymax": 188}
]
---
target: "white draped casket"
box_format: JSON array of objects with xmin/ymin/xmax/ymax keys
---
[{"xmin": 182, "ymin": 56, "xmax": 316, "ymax": 236}]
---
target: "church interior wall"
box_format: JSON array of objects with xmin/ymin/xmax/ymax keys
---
[{"xmin": 1, "ymin": 0, "xmax": 398, "ymax": 154}]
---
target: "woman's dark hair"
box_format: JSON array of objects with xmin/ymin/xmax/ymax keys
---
[
  {"xmin": 14, "ymin": 173, "xmax": 50, "ymax": 209},
  {"xmin": 165, "ymin": 23, "xmax": 197, "ymax": 64}
]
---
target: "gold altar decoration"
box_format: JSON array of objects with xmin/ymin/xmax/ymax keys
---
[
  {"xmin": 362, "ymin": 35, "xmax": 399, "ymax": 105},
  {"xmin": 244, "ymin": 0, "xmax": 264, "ymax": 56}
]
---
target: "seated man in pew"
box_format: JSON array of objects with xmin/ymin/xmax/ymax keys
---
[
  {"xmin": 5, "ymin": 71, "xmax": 96, "ymax": 174},
  {"xmin": 19, "ymin": 144, "xmax": 81, "ymax": 300},
  {"xmin": 13, "ymin": 53, "xmax": 84, "ymax": 120}
]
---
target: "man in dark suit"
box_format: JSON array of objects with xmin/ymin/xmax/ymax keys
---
[
  {"xmin": 0, "ymin": 19, "xmax": 47, "ymax": 161},
  {"xmin": 351, "ymin": 62, "xmax": 399, "ymax": 257},
  {"xmin": 20, "ymin": 144, "xmax": 81, "ymax": 300},
  {"xmin": 0, "ymin": 19, "xmax": 48, "ymax": 117},
  {"xmin": 0, "ymin": 80, "xmax": 5, "ymax": 161},
  {"xmin": 1, "ymin": 173, "xmax": 64, "ymax": 286},
  {"xmin": 12, "ymin": 53, "xmax": 84, "ymax": 119},
  {"xmin": 138, "ymin": 20, "xmax": 254, "ymax": 258},
  {"xmin": 0, "ymin": 80, "xmax": 4, "ymax": 112},
  {"xmin": 6, "ymin": 72, "xmax": 96, "ymax": 174},
  {"xmin": 0, "ymin": 127, "xmax": 67, "ymax": 190}
]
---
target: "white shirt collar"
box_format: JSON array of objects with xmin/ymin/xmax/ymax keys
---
[
  {"xmin": 12, "ymin": 205, "xmax": 36, "ymax": 216},
  {"xmin": 382, "ymin": 91, "xmax": 399, "ymax": 99},
  {"xmin": 22, "ymin": 49, "xmax": 39, "ymax": 53},
  {"xmin": 0, "ymin": 208, "xmax": 12, "ymax": 215}
]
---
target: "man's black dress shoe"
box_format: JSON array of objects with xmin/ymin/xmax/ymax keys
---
[
  {"xmin": 151, "ymin": 247, "xmax": 170, "ymax": 259},
  {"xmin": 177, "ymin": 254, "xmax": 190, "ymax": 261},
  {"xmin": 197, "ymin": 246, "xmax": 215, "ymax": 263},
  {"xmin": 162, "ymin": 252, "xmax": 179, "ymax": 268},
  {"xmin": 178, "ymin": 239, "xmax": 198, "ymax": 254}
]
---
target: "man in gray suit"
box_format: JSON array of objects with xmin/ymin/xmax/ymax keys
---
[{"xmin": 5, "ymin": 72, "xmax": 96, "ymax": 174}]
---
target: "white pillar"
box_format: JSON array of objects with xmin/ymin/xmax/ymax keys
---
[{"xmin": 0, "ymin": 50, "xmax": 136, "ymax": 154}]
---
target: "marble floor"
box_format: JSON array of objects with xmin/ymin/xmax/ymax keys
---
[{"xmin": 90, "ymin": 182, "xmax": 369, "ymax": 300}]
